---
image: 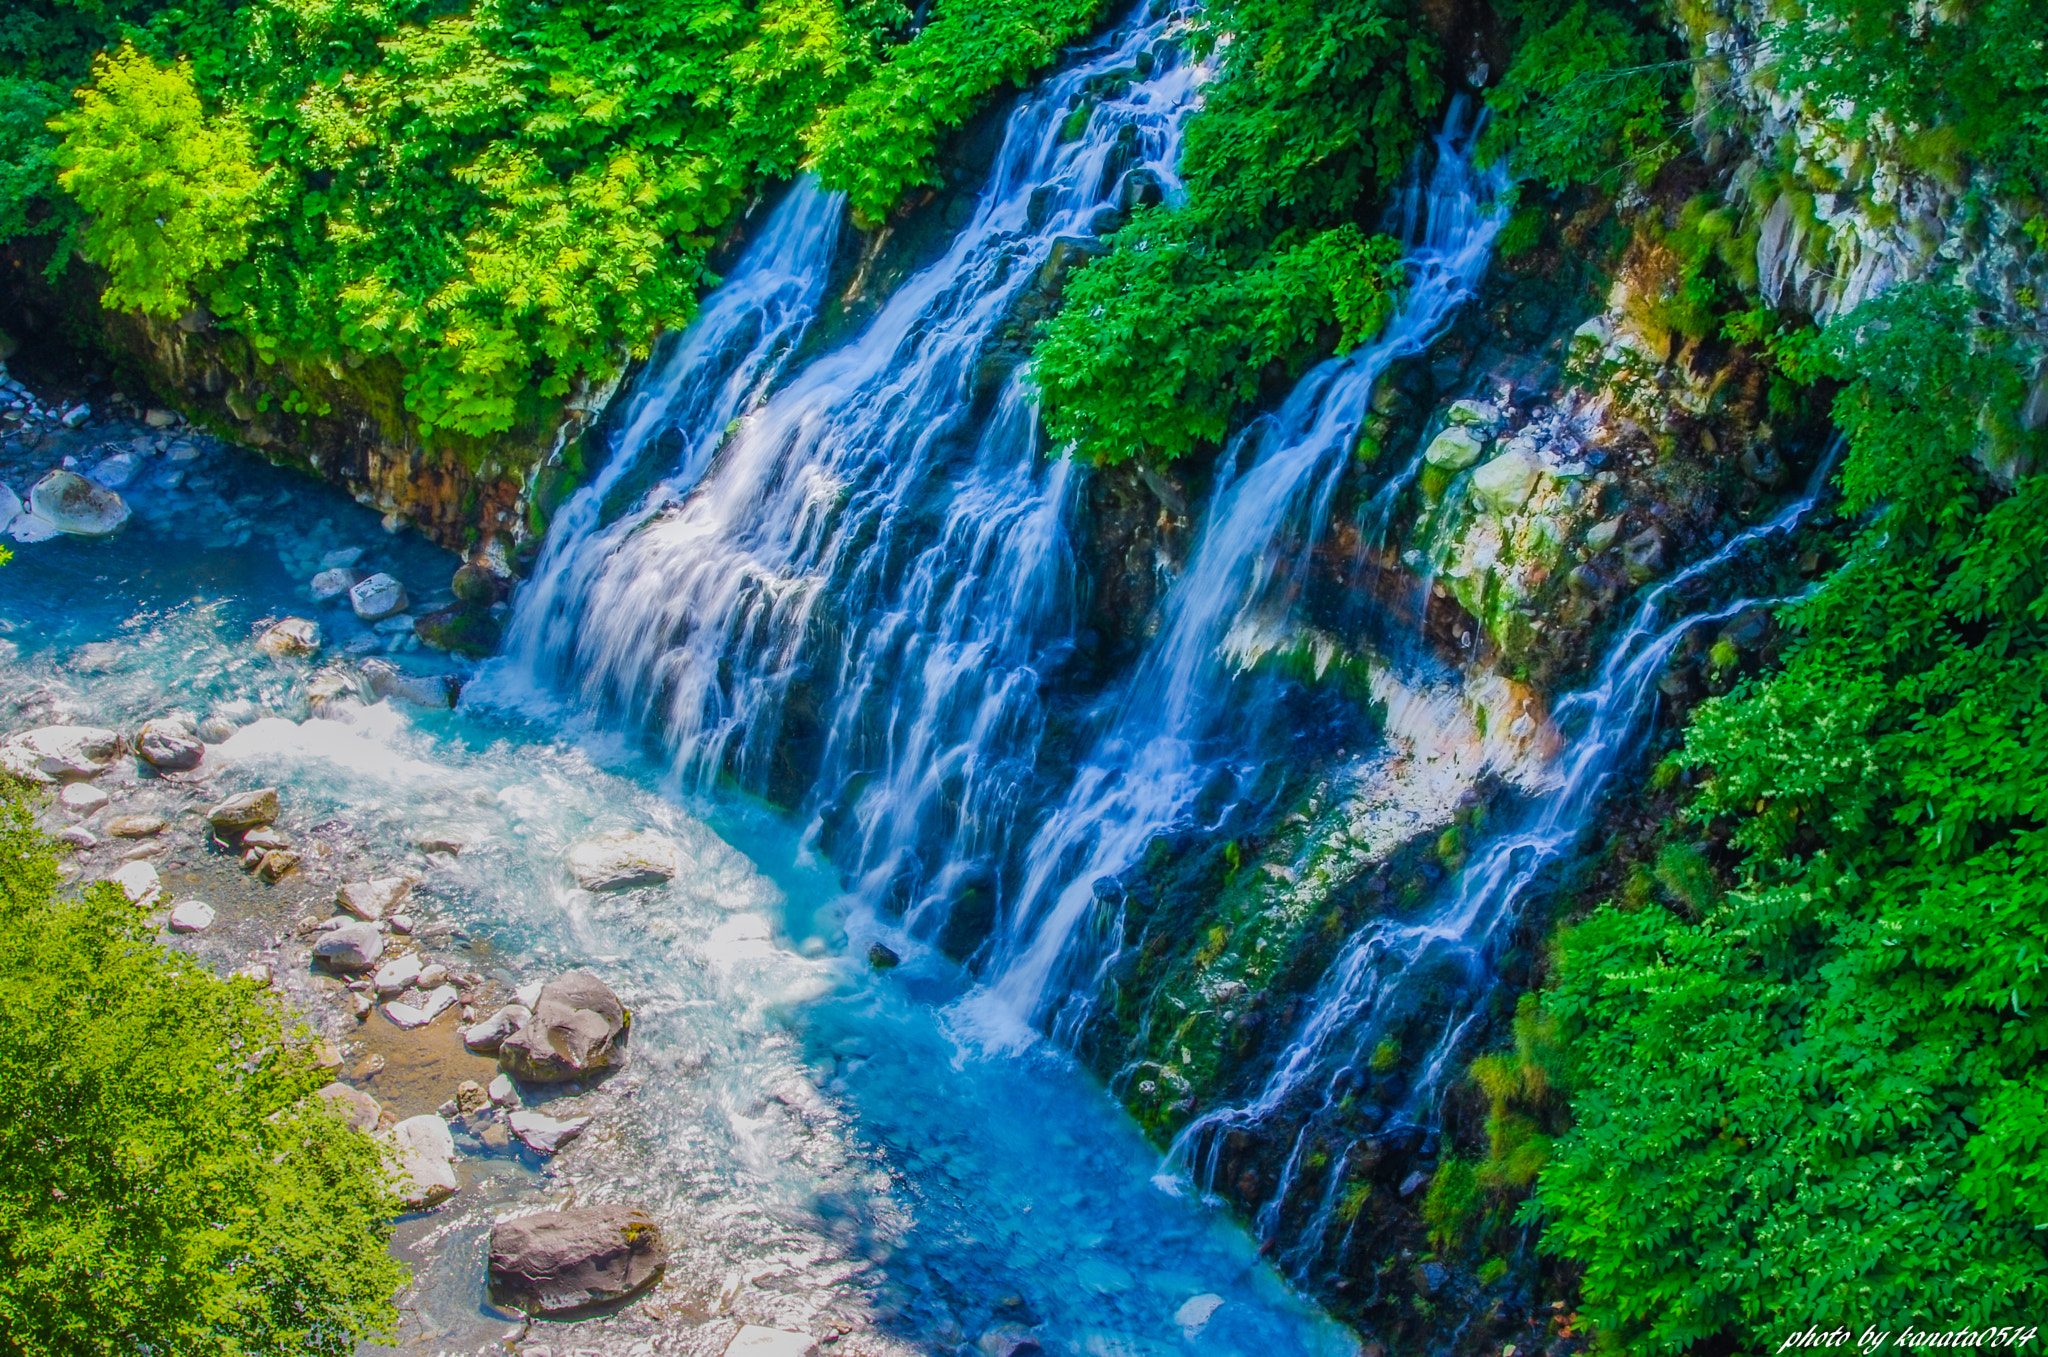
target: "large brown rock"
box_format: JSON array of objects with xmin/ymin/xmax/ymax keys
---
[
  {"xmin": 497, "ymin": 971, "xmax": 627, "ymax": 1084},
  {"xmin": 487, "ymin": 1206, "xmax": 666, "ymax": 1315},
  {"xmin": 207, "ymin": 787, "xmax": 279, "ymax": 834}
]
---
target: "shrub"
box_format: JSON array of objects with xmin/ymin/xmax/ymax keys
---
[{"xmin": 0, "ymin": 782, "xmax": 405, "ymax": 1354}]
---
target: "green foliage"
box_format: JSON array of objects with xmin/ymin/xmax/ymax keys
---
[
  {"xmin": 805, "ymin": 0, "xmax": 1103, "ymax": 225},
  {"xmin": 1423, "ymin": 1157, "xmax": 1482, "ymax": 1253},
  {"xmin": 1033, "ymin": 0, "xmax": 1440, "ymax": 465},
  {"xmin": 1480, "ymin": 0, "xmax": 1682, "ymax": 192},
  {"xmin": 1537, "ymin": 285, "xmax": 2048, "ymax": 1349},
  {"xmin": 0, "ymin": 782, "xmax": 404, "ymax": 1354},
  {"xmin": 1037, "ymin": 218, "xmax": 1405, "ymax": 463},
  {"xmin": 53, "ymin": 45, "xmax": 267, "ymax": 318},
  {"xmin": 1768, "ymin": 0, "xmax": 2048, "ymax": 196}
]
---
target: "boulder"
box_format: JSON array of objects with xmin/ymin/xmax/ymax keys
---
[
  {"xmin": 488, "ymin": 1073, "xmax": 519, "ymax": 1106},
  {"xmin": 450, "ymin": 562, "xmax": 504, "ymax": 605},
  {"xmin": 1446, "ymin": 398, "xmax": 1502, "ymax": 431},
  {"xmin": 349, "ymin": 573, "xmax": 408, "ymax": 622},
  {"xmin": 455, "ymin": 1080, "xmax": 489, "ymax": 1114},
  {"xmin": 1, "ymin": 725, "xmax": 120, "ymax": 781},
  {"xmin": 207, "ymin": 787, "xmax": 279, "ymax": 834},
  {"xmin": 91, "ymin": 450, "xmax": 145, "ymax": 490},
  {"xmin": 384, "ymin": 1114, "xmax": 458, "ymax": 1208},
  {"xmin": 487, "ymin": 1206, "xmax": 667, "ymax": 1315},
  {"xmin": 58, "ymin": 783, "xmax": 109, "ymax": 815},
  {"xmin": 320, "ymin": 546, "xmax": 366, "ymax": 571},
  {"xmin": 360, "ymin": 659, "xmax": 458, "ymax": 708},
  {"xmin": 1470, "ymin": 446, "xmax": 1549, "ymax": 514},
  {"xmin": 1422, "ymin": 425, "xmax": 1488, "ymax": 471},
  {"xmin": 308, "ymin": 568, "xmax": 360, "ymax": 605},
  {"xmin": 105, "ymin": 814, "xmax": 166, "ymax": 838},
  {"xmin": 498, "ymin": 971, "xmax": 628, "ymax": 1084},
  {"xmin": 416, "ymin": 963, "xmax": 448, "ymax": 989},
  {"xmin": 413, "ymin": 604, "xmax": 501, "ymax": 657},
  {"xmin": 1585, "ymin": 516, "xmax": 1624, "ymax": 552},
  {"xmin": 29, "ymin": 470, "xmax": 129, "ymax": 536},
  {"xmin": 56, "ymin": 826, "xmax": 96, "ymax": 850},
  {"xmin": 507, "ymin": 1109, "xmax": 592, "ymax": 1154},
  {"xmin": 373, "ymin": 953, "xmax": 423, "ymax": 995},
  {"xmin": 312, "ymin": 921, "xmax": 385, "ymax": 972},
  {"xmin": 256, "ymin": 617, "xmax": 322, "ymax": 658},
  {"xmin": 726, "ymin": 1329, "xmax": 820, "ymax": 1357},
  {"xmin": 167, "ymin": 899, "xmax": 216, "ymax": 933},
  {"xmin": 316, "ymin": 1081, "xmax": 380, "ymax": 1133},
  {"xmin": 384, "ymin": 983, "xmax": 459, "ymax": 1029},
  {"xmin": 338, "ymin": 876, "xmax": 410, "ymax": 922},
  {"xmin": 867, "ymin": 943, "xmax": 901, "ymax": 970},
  {"xmin": 564, "ymin": 829, "xmax": 680, "ymax": 892},
  {"xmin": 242, "ymin": 826, "xmax": 291, "ymax": 851},
  {"xmin": 1175, "ymin": 1294, "xmax": 1224, "ymax": 1338},
  {"xmin": 135, "ymin": 719, "xmax": 204, "ymax": 772},
  {"xmin": 109, "ymin": 861, "xmax": 162, "ymax": 906}
]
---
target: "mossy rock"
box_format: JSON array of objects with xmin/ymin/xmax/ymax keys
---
[{"xmin": 414, "ymin": 604, "xmax": 502, "ymax": 657}]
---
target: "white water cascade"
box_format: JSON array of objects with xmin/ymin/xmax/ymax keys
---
[
  {"xmin": 503, "ymin": 5, "xmax": 1205, "ymax": 955},
  {"xmin": 959, "ymin": 106, "xmax": 1509, "ymax": 1048},
  {"xmin": 1170, "ymin": 445, "xmax": 1840, "ymax": 1273}
]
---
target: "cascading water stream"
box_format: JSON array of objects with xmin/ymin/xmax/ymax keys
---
[
  {"xmin": 1169, "ymin": 442, "xmax": 1841, "ymax": 1272},
  {"xmin": 959, "ymin": 105, "xmax": 1509, "ymax": 1049},
  {"xmin": 499, "ymin": 178, "xmax": 845, "ymax": 686},
  {"xmin": 501, "ymin": 5, "xmax": 1205, "ymax": 951}
]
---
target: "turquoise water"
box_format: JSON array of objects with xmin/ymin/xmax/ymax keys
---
[{"xmin": 0, "ymin": 436, "xmax": 1357, "ymax": 1356}]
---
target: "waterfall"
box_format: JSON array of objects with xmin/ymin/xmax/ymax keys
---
[
  {"xmin": 956, "ymin": 106, "xmax": 1508, "ymax": 1050},
  {"xmin": 500, "ymin": 177, "xmax": 846, "ymax": 685},
  {"xmin": 1168, "ymin": 444, "xmax": 1841, "ymax": 1273},
  {"xmin": 502, "ymin": 3, "xmax": 1206, "ymax": 953}
]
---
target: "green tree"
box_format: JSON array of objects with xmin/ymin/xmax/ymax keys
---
[
  {"xmin": 1534, "ymin": 286, "xmax": 2048, "ymax": 1349},
  {"xmin": 52, "ymin": 43, "xmax": 268, "ymax": 318},
  {"xmin": 0, "ymin": 782, "xmax": 405, "ymax": 1355}
]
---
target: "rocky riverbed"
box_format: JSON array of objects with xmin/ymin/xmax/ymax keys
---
[{"xmin": 0, "ymin": 359, "xmax": 1365, "ymax": 1356}]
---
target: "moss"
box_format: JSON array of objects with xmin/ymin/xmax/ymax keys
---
[{"xmin": 1423, "ymin": 1159, "xmax": 1482, "ymax": 1254}]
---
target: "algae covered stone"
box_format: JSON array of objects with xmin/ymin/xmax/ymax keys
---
[{"xmin": 1423, "ymin": 425, "xmax": 1489, "ymax": 471}]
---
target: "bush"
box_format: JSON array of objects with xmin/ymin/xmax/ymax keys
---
[{"xmin": 0, "ymin": 782, "xmax": 405, "ymax": 1354}]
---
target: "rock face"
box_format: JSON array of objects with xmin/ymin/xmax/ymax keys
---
[
  {"xmin": 486, "ymin": 1206, "xmax": 667, "ymax": 1315},
  {"xmin": 28, "ymin": 470, "xmax": 129, "ymax": 536},
  {"xmin": 498, "ymin": 971, "xmax": 628, "ymax": 1084},
  {"xmin": 564, "ymin": 829, "xmax": 681, "ymax": 891},
  {"xmin": 384, "ymin": 1114, "xmax": 459, "ymax": 1208},
  {"xmin": 208, "ymin": 787, "xmax": 280, "ymax": 834},
  {"xmin": 0, "ymin": 725, "xmax": 119, "ymax": 781},
  {"xmin": 313, "ymin": 921, "xmax": 385, "ymax": 972},
  {"xmin": 135, "ymin": 719, "xmax": 204, "ymax": 771}
]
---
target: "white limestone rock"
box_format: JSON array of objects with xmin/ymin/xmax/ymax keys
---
[
  {"xmin": 564, "ymin": 829, "xmax": 680, "ymax": 892},
  {"xmin": 384, "ymin": 1114, "xmax": 458, "ymax": 1208},
  {"xmin": 167, "ymin": 899, "xmax": 216, "ymax": 933},
  {"xmin": 349, "ymin": 572, "xmax": 408, "ymax": 622},
  {"xmin": 29, "ymin": 470, "xmax": 128, "ymax": 536}
]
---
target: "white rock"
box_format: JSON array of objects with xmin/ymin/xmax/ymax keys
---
[
  {"xmin": 144, "ymin": 407, "xmax": 180, "ymax": 429},
  {"xmin": 349, "ymin": 573, "xmax": 408, "ymax": 622},
  {"xmin": 725, "ymin": 1327, "xmax": 819, "ymax": 1357},
  {"xmin": 507, "ymin": 1109, "xmax": 592, "ymax": 1155},
  {"xmin": 385, "ymin": 1114, "xmax": 458, "ymax": 1208},
  {"xmin": 135, "ymin": 718, "xmax": 204, "ymax": 771},
  {"xmin": 58, "ymin": 782, "xmax": 109, "ymax": 815},
  {"xmin": 1470, "ymin": 446, "xmax": 1549, "ymax": 515},
  {"xmin": 59, "ymin": 403, "xmax": 90, "ymax": 428},
  {"xmin": 236, "ymin": 961, "xmax": 273, "ymax": 986},
  {"xmin": 312, "ymin": 921, "xmax": 385, "ymax": 972},
  {"xmin": 564, "ymin": 829, "xmax": 681, "ymax": 891},
  {"xmin": 384, "ymin": 983, "xmax": 458, "ymax": 1029},
  {"xmin": 461, "ymin": 1003, "xmax": 531, "ymax": 1053},
  {"xmin": 416, "ymin": 962, "xmax": 448, "ymax": 990},
  {"xmin": 514, "ymin": 980, "xmax": 543, "ymax": 1010},
  {"xmin": 360, "ymin": 659, "xmax": 455, "ymax": 708},
  {"xmin": 338, "ymin": 876, "xmax": 410, "ymax": 921},
  {"xmin": 56, "ymin": 826, "xmax": 95, "ymax": 849},
  {"xmin": 320, "ymin": 546, "xmax": 366, "ymax": 571},
  {"xmin": 167, "ymin": 899, "xmax": 216, "ymax": 933},
  {"xmin": 487, "ymin": 1073, "xmax": 519, "ymax": 1106},
  {"xmin": 255, "ymin": 616, "xmax": 322, "ymax": 657},
  {"xmin": 0, "ymin": 483, "xmax": 20, "ymax": 533},
  {"xmin": 1, "ymin": 724, "xmax": 119, "ymax": 780},
  {"xmin": 1175, "ymin": 1294, "xmax": 1225, "ymax": 1338},
  {"xmin": 29, "ymin": 470, "xmax": 128, "ymax": 535},
  {"xmin": 373, "ymin": 953, "xmax": 423, "ymax": 995},
  {"xmin": 109, "ymin": 861, "xmax": 162, "ymax": 905},
  {"xmin": 308, "ymin": 567, "xmax": 360, "ymax": 604}
]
